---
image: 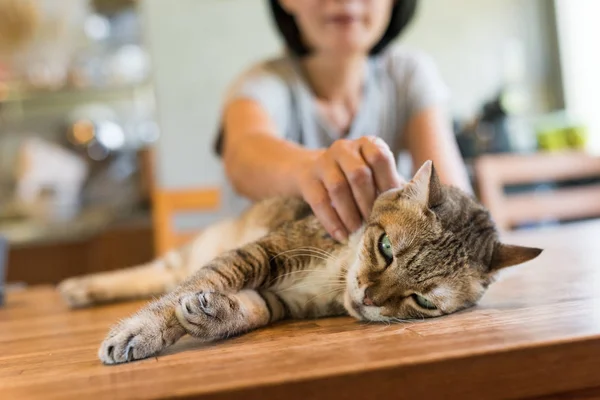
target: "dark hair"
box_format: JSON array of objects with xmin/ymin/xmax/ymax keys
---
[
  {"xmin": 214, "ymin": 1, "xmax": 419, "ymax": 157},
  {"xmin": 268, "ymin": 0, "xmax": 419, "ymax": 57}
]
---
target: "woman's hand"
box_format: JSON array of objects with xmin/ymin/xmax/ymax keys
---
[{"xmin": 295, "ymin": 136, "xmax": 404, "ymax": 242}]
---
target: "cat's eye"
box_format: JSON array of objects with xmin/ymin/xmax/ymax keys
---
[
  {"xmin": 412, "ymin": 294, "xmax": 437, "ymax": 310},
  {"xmin": 377, "ymin": 233, "xmax": 393, "ymax": 264}
]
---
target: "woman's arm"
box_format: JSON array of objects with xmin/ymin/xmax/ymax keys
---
[
  {"xmin": 222, "ymin": 98, "xmax": 318, "ymax": 200},
  {"xmin": 404, "ymin": 106, "xmax": 473, "ymax": 193},
  {"xmin": 222, "ymin": 98, "xmax": 402, "ymax": 241}
]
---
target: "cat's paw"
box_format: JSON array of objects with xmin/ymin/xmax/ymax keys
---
[
  {"xmin": 98, "ymin": 312, "xmax": 183, "ymax": 364},
  {"xmin": 176, "ymin": 292, "xmax": 240, "ymax": 339},
  {"xmin": 58, "ymin": 277, "xmax": 96, "ymax": 308}
]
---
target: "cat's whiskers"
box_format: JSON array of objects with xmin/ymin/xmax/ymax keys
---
[
  {"xmin": 410, "ymin": 312, "xmax": 427, "ymax": 323},
  {"xmin": 274, "ymin": 248, "xmax": 343, "ymax": 269},
  {"xmin": 267, "ymin": 247, "xmax": 347, "ymax": 290},
  {"xmin": 265, "ymin": 259, "xmax": 331, "ymax": 286},
  {"xmin": 275, "ymin": 284, "xmax": 341, "ymax": 293},
  {"xmin": 271, "ymin": 247, "xmax": 335, "ymax": 262},
  {"xmin": 275, "ymin": 281, "xmax": 346, "ymax": 294},
  {"xmin": 267, "ymin": 268, "xmax": 345, "ymax": 287},
  {"xmin": 389, "ymin": 317, "xmax": 412, "ymax": 324},
  {"xmin": 292, "ymin": 246, "xmax": 336, "ymax": 259},
  {"xmin": 303, "ymin": 286, "xmax": 345, "ymax": 306},
  {"xmin": 269, "ymin": 253, "xmax": 333, "ymax": 276},
  {"xmin": 270, "ymin": 268, "xmax": 330, "ymax": 281},
  {"xmin": 273, "ymin": 252, "xmax": 331, "ymax": 264}
]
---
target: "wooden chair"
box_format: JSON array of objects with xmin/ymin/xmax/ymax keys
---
[
  {"xmin": 474, "ymin": 151, "xmax": 600, "ymax": 230},
  {"xmin": 139, "ymin": 147, "xmax": 221, "ymax": 256},
  {"xmin": 151, "ymin": 187, "xmax": 220, "ymax": 256}
]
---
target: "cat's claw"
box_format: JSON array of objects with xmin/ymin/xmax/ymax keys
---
[
  {"xmin": 179, "ymin": 292, "xmax": 227, "ymax": 320},
  {"xmin": 198, "ymin": 293, "xmax": 211, "ymax": 314},
  {"xmin": 176, "ymin": 292, "xmax": 238, "ymax": 339},
  {"xmin": 98, "ymin": 313, "xmax": 183, "ymax": 364}
]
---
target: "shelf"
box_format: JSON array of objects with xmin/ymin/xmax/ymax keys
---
[
  {"xmin": 0, "ymin": 81, "xmax": 155, "ymax": 123},
  {"xmin": 2, "ymin": 81, "xmax": 153, "ymax": 104}
]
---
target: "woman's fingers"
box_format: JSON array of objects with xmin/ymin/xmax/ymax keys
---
[
  {"xmin": 299, "ymin": 137, "xmax": 403, "ymax": 242},
  {"xmin": 359, "ymin": 137, "xmax": 404, "ymax": 193},
  {"xmin": 301, "ymin": 174, "xmax": 348, "ymax": 242},
  {"xmin": 335, "ymin": 148, "xmax": 377, "ymax": 221},
  {"xmin": 319, "ymin": 157, "xmax": 362, "ymax": 234}
]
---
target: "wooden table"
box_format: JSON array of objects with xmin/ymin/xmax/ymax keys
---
[{"xmin": 1, "ymin": 221, "xmax": 600, "ymax": 399}]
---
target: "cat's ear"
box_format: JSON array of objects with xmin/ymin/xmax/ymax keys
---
[
  {"xmin": 409, "ymin": 160, "xmax": 445, "ymax": 209},
  {"xmin": 489, "ymin": 243, "xmax": 543, "ymax": 272}
]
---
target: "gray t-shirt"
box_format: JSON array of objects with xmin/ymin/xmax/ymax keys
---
[{"xmin": 217, "ymin": 45, "xmax": 450, "ymax": 215}]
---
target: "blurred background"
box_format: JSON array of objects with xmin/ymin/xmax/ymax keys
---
[{"xmin": 0, "ymin": 0, "xmax": 598, "ymax": 287}]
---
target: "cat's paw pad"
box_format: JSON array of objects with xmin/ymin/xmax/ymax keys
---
[
  {"xmin": 176, "ymin": 292, "xmax": 238, "ymax": 338},
  {"xmin": 98, "ymin": 315, "xmax": 167, "ymax": 364},
  {"xmin": 58, "ymin": 277, "xmax": 95, "ymax": 308}
]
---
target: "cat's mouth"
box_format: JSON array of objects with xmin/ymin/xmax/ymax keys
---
[
  {"xmin": 351, "ymin": 302, "xmax": 364, "ymax": 318},
  {"xmin": 344, "ymin": 290, "xmax": 365, "ymax": 320}
]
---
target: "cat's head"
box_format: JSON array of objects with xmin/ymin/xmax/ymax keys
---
[{"xmin": 344, "ymin": 160, "xmax": 542, "ymax": 322}]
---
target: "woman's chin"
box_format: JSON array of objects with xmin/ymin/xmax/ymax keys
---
[
  {"xmin": 316, "ymin": 37, "xmax": 373, "ymax": 58},
  {"xmin": 331, "ymin": 44, "xmax": 370, "ymax": 58}
]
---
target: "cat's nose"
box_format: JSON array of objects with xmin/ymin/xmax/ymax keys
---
[{"xmin": 363, "ymin": 288, "xmax": 375, "ymax": 306}]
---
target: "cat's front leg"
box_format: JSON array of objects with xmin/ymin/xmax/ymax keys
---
[
  {"xmin": 176, "ymin": 290, "xmax": 286, "ymax": 340},
  {"xmin": 58, "ymin": 261, "xmax": 187, "ymax": 308},
  {"xmin": 98, "ymin": 294, "xmax": 185, "ymax": 364}
]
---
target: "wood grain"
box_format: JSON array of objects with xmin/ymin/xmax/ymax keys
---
[{"xmin": 1, "ymin": 220, "xmax": 600, "ymax": 399}]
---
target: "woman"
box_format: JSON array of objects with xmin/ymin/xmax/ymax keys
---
[{"xmin": 216, "ymin": 0, "xmax": 471, "ymax": 242}]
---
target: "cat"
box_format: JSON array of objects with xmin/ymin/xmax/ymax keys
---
[{"xmin": 58, "ymin": 161, "xmax": 542, "ymax": 364}]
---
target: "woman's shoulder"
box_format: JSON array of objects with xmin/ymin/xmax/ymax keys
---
[
  {"xmin": 373, "ymin": 45, "xmax": 450, "ymax": 117},
  {"xmin": 223, "ymin": 53, "xmax": 299, "ymax": 104},
  {"xmin": 221, "ymin": 54, "xmax": 299, "ymax": 141},
  {"xmin": 232, "ymin": 54, "xmax": 298, "ymax": 87},
  {"xmin": 375, "ymin": 45, "xmax": 440, "ymax": 80}
]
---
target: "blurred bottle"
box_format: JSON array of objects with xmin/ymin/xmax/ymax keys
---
[{"xmin": 499, "ymin": 38, "xmax": 536, "ymax": 154}]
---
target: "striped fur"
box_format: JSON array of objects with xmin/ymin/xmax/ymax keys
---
[{"xmin": 58, "ymin": 161, "xmax": 542, "ymax": 364}]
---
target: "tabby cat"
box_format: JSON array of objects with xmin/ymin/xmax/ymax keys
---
[{"xmin": 58, "ymin": 161, "xmax": 542, "ymax": 364}]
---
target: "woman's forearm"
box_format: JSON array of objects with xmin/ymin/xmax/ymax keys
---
[
  {"xmin": 223, "ymin": 133, "xmax": 320, "ymax": 200},
  {"xmin": 222, "ymin": 99, "xmax": 321, "ymax": 200}
]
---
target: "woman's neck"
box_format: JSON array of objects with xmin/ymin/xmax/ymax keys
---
[{"xmin": 301, "ymin": 54, "xmax": 367, "ymax": 107}]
